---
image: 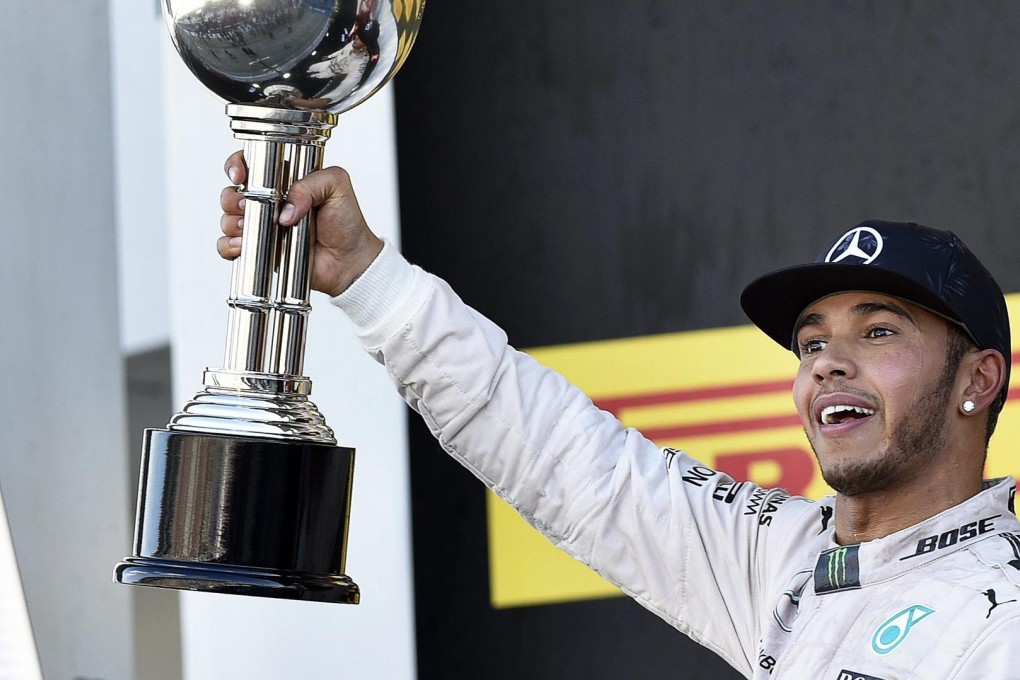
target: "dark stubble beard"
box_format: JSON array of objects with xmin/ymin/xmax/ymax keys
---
[{"xmin": 809, "ymin": 362, "xmax": 956, "ymax": 497}]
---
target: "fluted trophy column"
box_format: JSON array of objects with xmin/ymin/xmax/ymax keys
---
[{"xmin": 114, "ymin": 0, "xmax": 424, "ymax": 603}]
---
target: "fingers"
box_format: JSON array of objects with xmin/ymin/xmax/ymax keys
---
[
  {"xmin": 218, "ymin": 151, "xmax": 246, "ymax": 261},
  {"xmin": 279, "ymin": 166, "xmax": 354, "ymax": 226},
  {"xmin": 220, "ymin": 185, "xmax": 245, "ymax": 214},
  {"xmin": 224, "ymin": 150, "xmax": 247, "ymax": 185},
  {"xmin": 220, "ymin": 155, "xmax": 246, "ymax": 239},
  {"xmin": 216, "ymin": 235, "xmax": 242, "ymax": 261},
  {"xmin": 220, "ymin": 185, "xmax": 245, "ymax": 240},
  {"xmin": 220, "ymin": 212, "xmax": 244, "ymax": 237}
]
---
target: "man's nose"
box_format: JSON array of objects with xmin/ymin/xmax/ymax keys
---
[{"xmin": 813, "ymin": 339, "xmax": 857, "ymax": 383}]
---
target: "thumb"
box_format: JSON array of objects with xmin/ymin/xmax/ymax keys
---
[{"xmin": 279, "ymin": 166, "xmax": 354, "ymax": 226}]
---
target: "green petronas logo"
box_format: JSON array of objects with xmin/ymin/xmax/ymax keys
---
[
  {"xmin": 871, "ymin": 605, "xmax": 935, "ymax": 654},
  {"xmin": 828, "ymin": 547, "xmax": 849, "ymax": 587}
]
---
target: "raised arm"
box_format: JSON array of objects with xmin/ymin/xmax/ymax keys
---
[{"xmin": 218, "ymin": 157, "xmax": 817, "ymax": 678}]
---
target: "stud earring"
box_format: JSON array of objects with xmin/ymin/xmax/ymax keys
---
[{"xmin": 963, "ymin": 400, "xmax": 976, "ymax": 413}]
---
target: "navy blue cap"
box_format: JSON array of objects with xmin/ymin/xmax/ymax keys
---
[{"xmin": 740, "ymin": 220, "xmax": 1010, "ymax": 399}]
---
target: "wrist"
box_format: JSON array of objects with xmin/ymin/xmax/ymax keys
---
[
  {"xmin": 322, "ymin": 235, "xmax": 384, "ymax": 297},
  {"xmin": 331, "ymin": 239, "xmax": 430, "ymax": 348}
]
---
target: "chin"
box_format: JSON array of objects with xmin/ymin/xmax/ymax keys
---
[
  {"xmin": 811, "ymin": 438, "xmax": 896, "ymax": 496},
  {"xmin": 820, "ymin": 457, "xmax": 903, "ymax": 496}
]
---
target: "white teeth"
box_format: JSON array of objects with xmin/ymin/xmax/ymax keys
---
[{"xmin": 820, "ymin": 404, "xmax": 876, "ymax": 425}]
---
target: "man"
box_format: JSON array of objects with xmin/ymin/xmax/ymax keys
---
[{"xmin": 219, "ymin": 152, "xmax": 1020, "ymax": 678}]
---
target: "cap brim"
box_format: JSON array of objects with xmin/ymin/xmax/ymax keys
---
[{"xmin": 739, "ymin": 263, "xmax": 963, "ymax": 352}]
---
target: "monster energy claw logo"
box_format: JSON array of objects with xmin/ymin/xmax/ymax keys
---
[
  {"xmin": 814, "ymin": 545, "xmax": 862, "ymax": 594},
  {"xmin": 828, "ymin": 547, "xmax": 848, "ymax": 586}
]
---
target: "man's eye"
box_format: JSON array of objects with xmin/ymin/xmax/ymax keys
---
[
  {"xmin": 800, "ymin": 338, "xmax": 827, "ymax": 355},
  {"xmin": 867, "ymin": 327, "xmax": 894, "ymax": 339}
]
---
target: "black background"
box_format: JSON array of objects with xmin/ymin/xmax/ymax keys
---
[{"xmin": 394, "ymin": 2, "xmax": 1020, "ymax": 678}]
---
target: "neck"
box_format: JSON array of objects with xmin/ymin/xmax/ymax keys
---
[{"xmin": 833, "ymin": 450, "xmax": 984, "ymax": 544}]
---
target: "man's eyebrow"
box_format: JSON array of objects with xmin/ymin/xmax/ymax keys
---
[
  {"xmin": 792, "ymin": 299, "xmax": 918, "ymax": 344},
  {"xmin": 793, "ymin": 312, "xmax": 824, "ymax": 341},
  {"xmin": 851, "ymin": 300, "xmax": 918, "ymax": 326}
]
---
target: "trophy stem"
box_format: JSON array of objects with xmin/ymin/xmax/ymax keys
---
[
  {"xmin": 168, "ymin": 105, "xmax": 340, "ymax": 445},
  {"xmin": 224, "ymin": 106, "xmax": 336, "ymax": 378}
]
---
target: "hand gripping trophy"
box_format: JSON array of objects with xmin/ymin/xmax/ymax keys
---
[{"xmin": 114, "ymin": 0, "xmax": 424, "ymax": 603}]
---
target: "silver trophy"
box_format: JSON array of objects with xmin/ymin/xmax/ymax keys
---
[{"xmin": 114, "ymin": 0, "xmax": 424, "ymax": 603}]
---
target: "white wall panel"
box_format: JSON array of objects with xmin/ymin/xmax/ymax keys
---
[
  {"xmin": 0, "ymin": 2, "xmax": 134, "ymax": 678},
  {"xmin": 111, "ymin": 0, "xmax": 171, "ymax": 354}
]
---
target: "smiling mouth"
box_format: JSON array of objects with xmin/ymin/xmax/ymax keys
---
[{"xmin": 820, "ymin": 405, "xmax": 876, "ymax": 425}]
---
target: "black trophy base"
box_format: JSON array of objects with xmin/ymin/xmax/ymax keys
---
[{"xmin": 114, "ymin": 429, "xmax": 360, "ymax": 604}]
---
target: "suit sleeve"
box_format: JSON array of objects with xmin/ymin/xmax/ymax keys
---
[{"xmin": 333, "ymin": 243, "xmax": 805, "ymax": 677}]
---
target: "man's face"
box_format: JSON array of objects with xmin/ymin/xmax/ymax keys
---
[{"xmin": 791, "ymin": 292, "xmax": 959, "ymax": 496}]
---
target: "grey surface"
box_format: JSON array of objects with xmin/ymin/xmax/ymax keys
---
[{"xmin": 126, "ymin": 347, "xmax": 181, "ymax": 680}]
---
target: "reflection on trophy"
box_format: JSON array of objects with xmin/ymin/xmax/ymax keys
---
[{"xmin": 114, "ymin": 0, "xmax": 424, "ymax": 603}]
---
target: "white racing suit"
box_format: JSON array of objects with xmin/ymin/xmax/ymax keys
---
[{"xmin": 333, "ymin": 243, "xmax": 1020, "ymax": 679}]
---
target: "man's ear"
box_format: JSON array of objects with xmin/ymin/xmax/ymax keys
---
[{"xmin": 959, "ymin": 349, "xmax": 1007, "ymax": 414}]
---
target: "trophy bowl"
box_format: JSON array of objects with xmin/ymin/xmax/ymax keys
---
[
  {"xmin": 115, "ymin": 0, "xmax": 424, "ymax": 604},
  {"xmin": 166, "ymin": 0, "xmax": 424, "ymax": 112}
]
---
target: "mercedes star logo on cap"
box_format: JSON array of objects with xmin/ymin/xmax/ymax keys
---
[{"xmin": 825, "ymin": 226, "xmax": 884, "ymax": 264}]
